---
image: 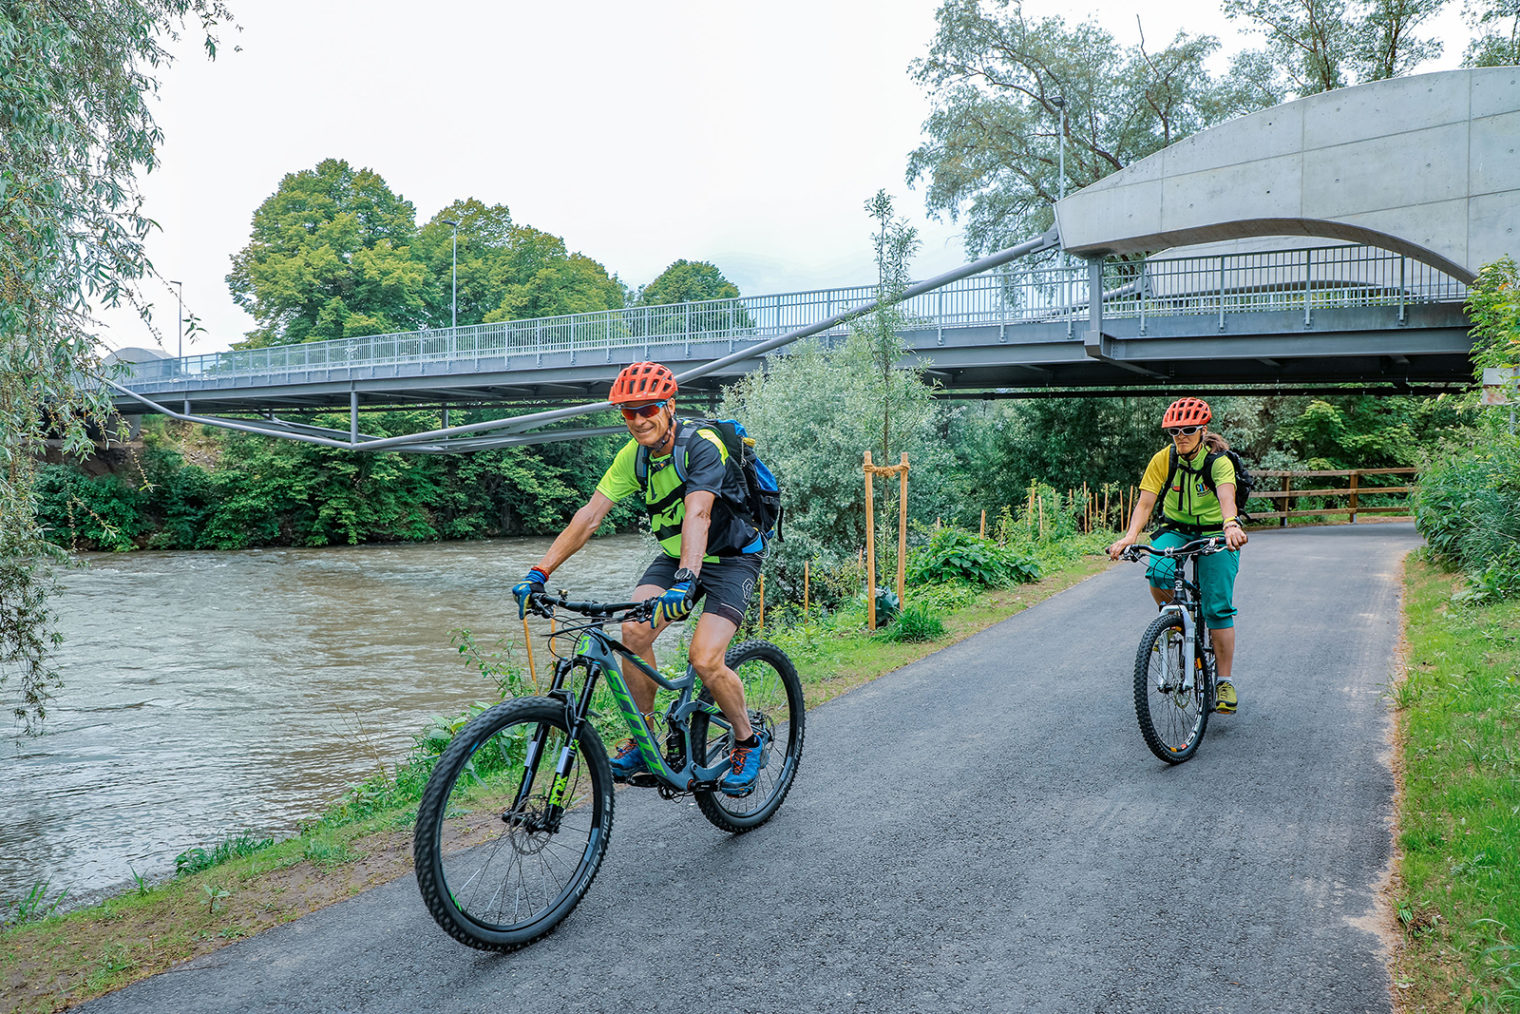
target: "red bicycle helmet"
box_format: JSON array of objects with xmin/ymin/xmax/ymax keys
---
[
  {"xmin": 1162, "ymin": 397, "xmax": 1212, "ymax": 428},
  {"xmin": 609, "ymin": 362, "xmax": 678, "ymax": 405}
]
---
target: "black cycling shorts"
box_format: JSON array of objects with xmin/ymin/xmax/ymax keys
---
[{"xmin": 636, "ymin": 552, "xmax": 762, "ymax": 627}]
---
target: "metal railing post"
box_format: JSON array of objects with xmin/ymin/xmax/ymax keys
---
[
  {"xmin": 1304, "ymin": 248, "xmax": 1313, "ymax": 327},
  {"xmin": 1398, "ymin": 256, "xmax": 1407, "ymax": 324},
  {"xmin": 1218, "ymin": 256, "xmax": 1226, "ymax": 331}
]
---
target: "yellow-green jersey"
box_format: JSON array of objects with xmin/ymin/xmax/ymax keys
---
[
  {"xmin": 1139, "ymin": 444, "xmax": 1238, "ymax": 530},
  {"xmin": 595, "ymin": 421, "xmax": 762, "ymax": 561}
]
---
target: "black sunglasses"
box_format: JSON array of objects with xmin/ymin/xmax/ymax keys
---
[{"xmin": 1166, "ymin": 425, "xmax": 1204, "ymax": 437}]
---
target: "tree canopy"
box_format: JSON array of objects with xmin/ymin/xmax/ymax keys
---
[
  {"xmin": 637, "ymin": 260, "xmax": 741, "ymax": 305},
  {"xmin": 1222, "ymin": 0, "xmax": 1447, "ymax": 94},
  {"xmin": 0, "ymin": 0, "xmax": 234, "ymax": 730},
  {"xmin": 906, "ymin": 0, "xmax": 1283, "ymax": 256}
]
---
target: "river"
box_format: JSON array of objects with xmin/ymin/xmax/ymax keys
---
[{"xmin": 0, "ymin": 534, "xmax": 655, "ymax": 913}]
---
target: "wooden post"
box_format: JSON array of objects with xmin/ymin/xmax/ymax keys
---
[
  {"xmin": 1103, "ymin": 486, "xmax": 1111, "ymax": 529},
  {"xmin": 897, "ymin": 452, "xmax": 909, "ymax": 609},
  {"xmin": 1348, "ymin": 470, "xmax": 1360, "ymax": 524},
  {"xmin": 980, "ymin": 509, "xmax": 986, "ymax": 538},
  {"xmin": 803, "ymin": 560, "xmax": 809, "ymax": 619},
  {"xmin": 1037, "ymin": 492, "xmax": 1045, "ymax": 538},
  {"xmin": 864, "ymin": 451, "xmax": 877, "ymax": 631},
  {"xmin": 1281, "ymin": 475, "xmax": 1291, "ymax": 528}
]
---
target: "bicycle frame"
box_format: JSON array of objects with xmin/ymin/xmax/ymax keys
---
[
  {"xmin": 1148, "ymin": 542, "xmax": 1217, "ymax": 695},
  {"xmin": 511, "ymin": 610, "xmax": 735, "ymax": 832}
]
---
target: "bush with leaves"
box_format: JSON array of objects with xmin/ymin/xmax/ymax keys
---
[{"xmin": 908, "ymin": 527, "xmax": 1041, "ymax": 588}]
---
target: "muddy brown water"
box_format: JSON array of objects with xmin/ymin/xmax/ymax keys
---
[{"xmin": 0, "ymin": 535, "xmax": 657, "ymax": 912}]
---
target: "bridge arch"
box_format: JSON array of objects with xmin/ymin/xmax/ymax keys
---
[{"xmin": 1055, "ymin": 67, "xmax": 1520, "ymax": 282}]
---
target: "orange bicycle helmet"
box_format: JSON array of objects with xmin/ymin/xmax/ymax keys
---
[
  {"xmin": 1162, "ymin": 397, "xmax": 1211, "ymax": 428},
  {"xmin": 609, "ymin": 362, "xmax": 678, "ymax": 405}
]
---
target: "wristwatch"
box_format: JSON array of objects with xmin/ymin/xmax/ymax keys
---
[{"xmin": 672, "ymin": 567, "xmax": 697, "ymax": 585}]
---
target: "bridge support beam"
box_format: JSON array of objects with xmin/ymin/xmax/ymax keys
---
[{"xmin": 1084, "ymin": 257, "xmax": 1165, "ymax": 379}]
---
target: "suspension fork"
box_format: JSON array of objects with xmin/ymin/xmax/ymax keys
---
[{"xmin": 510, "ymin": 657, "xmax": 599, "ymax": 828}]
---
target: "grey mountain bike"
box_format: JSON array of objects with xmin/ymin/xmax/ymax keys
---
[
  {"xmin": 412, "ymin": 591, "xmax": 804, "ymax": 952},
  {"xmin": 1121, "ymin": 537, "xmax": 1227, "ymax": 764}
]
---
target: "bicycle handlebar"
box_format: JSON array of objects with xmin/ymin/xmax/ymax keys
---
[
  {"xmin": 1120, "ymin": 537, "xmax": 1227, "ymax": 562},
  {"xmin": 527, "ymin": 591, "xmax": 654, "ymax": 622}
]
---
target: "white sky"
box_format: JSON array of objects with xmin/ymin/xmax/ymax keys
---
[{"xmin": 94, "ymin": 0, "xmax": 1474, "ymax": 355}]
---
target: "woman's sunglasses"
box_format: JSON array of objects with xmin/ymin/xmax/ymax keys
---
[
  {"xmin": 620, "ymin": 401, "xmax": 668, "ymax": 420},
  {"xmin": 1166, "ymin": 425, "xmax": 1203, "ymax": 437}
]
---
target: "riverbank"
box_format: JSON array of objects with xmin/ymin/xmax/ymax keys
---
[{"xmin": 0, "ymin": 551, "xmax": 1110, "ymax": 1013}]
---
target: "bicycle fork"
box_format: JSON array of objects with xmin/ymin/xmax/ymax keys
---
[{"xmin": 1159, "ymin": 603, "xmax": 1198, "ymax": 693}]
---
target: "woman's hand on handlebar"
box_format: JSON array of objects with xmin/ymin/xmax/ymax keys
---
[
  {"xmin": 1224, "ymin": 522, "xmax": 1249, "ymax": 551},
  {"xmin": 1108, "ymin": 533, "xmax": 1139, "ymax": 561}
]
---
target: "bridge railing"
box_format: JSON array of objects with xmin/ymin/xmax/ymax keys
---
[
  {"xmin": 1104, "ymin": 245, "xmax": 1466, "ymax": 326},
  {"xmin": 117, "ymin": 244, "xmax": 1466, "ymax": 389}
]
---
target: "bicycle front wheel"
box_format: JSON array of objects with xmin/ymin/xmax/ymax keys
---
[
  {"xmin": 1133, "ymin": 612, "xmax": 1210, "ymax": 764},
  {"xmin": 692, "ymin": 640, "xmax": 805, "ymax": 833},
  {"xmin": 413, "ymin": 698, "xmax": 613, "ymax": 951}
]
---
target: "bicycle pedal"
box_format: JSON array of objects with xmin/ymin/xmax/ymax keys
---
[{"xmin": 624, "ymin": 772, "xmax": 660, "ymax": 788}]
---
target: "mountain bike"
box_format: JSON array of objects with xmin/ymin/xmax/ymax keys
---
[
  {"xmin": 412, "ymin": 591, "xmax": 805, "ymax": 952},
  {"xmin": 1120, "ymin": 537, "xmax": 1228, "ymax": 764}
]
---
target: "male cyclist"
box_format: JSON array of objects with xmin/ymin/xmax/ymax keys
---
[
  {"xmin": 512, "ymin": 362, "xmax": 768, "ymax": 794},
  {"xmin": 1108, "ymin": 397, "xmax": 1249, "ymax": 713}
]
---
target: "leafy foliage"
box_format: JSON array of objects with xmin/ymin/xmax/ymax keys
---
[
  {"xmin": 877, "ymin": 602, "xmax": 948, "ymax": 643},
  {"xmin": 1222, "ymin": 0, "xmax": 1447, "ymax": 93},
  {"xmin": 0, "ymin": 0, "xmax": 232, "ymax": 729},
  {"xmin": 1415, "ymin": 430, "xmax": 1520, "ymax": 603},
  {"xmin": 908, "ymin": 527, "xmax": 1041, "ymax": 587},
  {"xmin": 907, "ymin": 0, "xmax": 1281, "ymax": 256},
  {"xmin": 1466, "ymin": 256, "xmax": 1520, "ymax": 378},
  {"xmin": 228, "ymin": 159, "xmax": 428, "ymax": 346},
  {"xmin": 1463, "ymin": 0, "xmax": 1520, "ymax": 66},
  {"xmin": 638, "ymin": 259, "xmax": 740, "ymax": 305}
]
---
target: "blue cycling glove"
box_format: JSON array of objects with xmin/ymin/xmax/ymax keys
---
[
  {"xmin": 650, "ymin": 577, "xmax": 696, "ymax": 628},
  {"xmin": 512, "ymin": 568, "xmax": 547, "ymax": 619}
]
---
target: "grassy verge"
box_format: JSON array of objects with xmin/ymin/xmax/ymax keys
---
[
  {"xmin": 1392, "ymin": 555, "xmax": 1520, "ymax": 1013},
  {"xmin": 0, "ymin": 543, "xmax": 1110, "ymax": 1013}
]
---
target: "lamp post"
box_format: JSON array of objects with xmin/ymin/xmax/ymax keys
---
[
  {"xmin": 1051, "ymin": 95, "xmax": 1067, "ymax": 203},
  {"xmin": 169, "ymin": 278, "xmax": 184, "ymax": 361},
  {"xmin": 442, "ymin": 219, "xmax": 459, "ymax": 330}
]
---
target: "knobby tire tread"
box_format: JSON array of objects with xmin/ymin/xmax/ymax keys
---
[
  {"xmin": 1133, "ymin": 612, "xmax": 1210, "ymax": 764},
  {"xmin": 693, "ymin": 640, "xmax": 805, "ymax": 834},
  {"xmin": 413, "ymin": 697, "xmax": 613, "ymax": 952}
]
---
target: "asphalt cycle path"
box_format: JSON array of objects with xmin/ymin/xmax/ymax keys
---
[{"xmin": 83, "ymin": 524, "xmax": 1421, "ymax": 1014}]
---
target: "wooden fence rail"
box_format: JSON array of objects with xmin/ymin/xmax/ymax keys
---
[{"xmin": 1248, "ymin": 467, "xmax": 1418, "ymax": 525}]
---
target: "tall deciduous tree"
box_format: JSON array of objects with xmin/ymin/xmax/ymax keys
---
[
  {"xmin": 1462, "ymin": 0, "xmax": 1520, "ymax": 65},
  {"xmin": 227, "ymin": 158, "xmax": 428, "ymax": 346},
  {"xmin": 416, "ymin": 199, "xmax": 516, "ymax": 328},
  {"xmin": 907, "ymin": 0, "xmax": 1280, "ymax": 256},
  {"xmin": 1222, "ymin": 0, "xmax": 1447, "ymax": 93},
  {"xmin": 483, "ymin": 229, "xmax": 625, "ymax": 321},
  {"xmin": 638, "ymin": 260, "xmax": 741, "ymax": 305},
  {"xmin": 0, "ymin": 0, "xmax": 233, "ymax": 730}
]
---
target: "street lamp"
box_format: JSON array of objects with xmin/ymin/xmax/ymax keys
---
[
  {"xmin": 169, "ymin": 279, "xmax": 184, "ymax": 360},
  {"xmin": 1050, "ymin": 95, "xmax": 1067, "ymax": 203},
  {"xmin": 442, "ymin": 219, "xmax": 460, "ymax": 330}
]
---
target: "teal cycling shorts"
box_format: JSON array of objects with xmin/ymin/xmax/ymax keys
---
[{"xmin": 1145, "ymin": 528, "xmax": 1239, "ymax": 629}]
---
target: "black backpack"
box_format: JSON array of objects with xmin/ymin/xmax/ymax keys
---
[
  {"xmin": 634, "ymin": 417, "xmax": 783, "ymax": 550},
  {"xmin": 1162, "ymin": 444, "xmax": 1257, "ymax": 523}
]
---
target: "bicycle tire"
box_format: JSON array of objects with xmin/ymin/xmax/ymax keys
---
[
  {"xmin": 413, "ymin": 697, "xmax": 613, "ymax": 951},
  {"xmin": 1133, "ymin": 612, "xmax": 1210, "ymax": 764},
  {"xmin": 691, "ymin": 640, "xmax": 805, "ymax": 833}
]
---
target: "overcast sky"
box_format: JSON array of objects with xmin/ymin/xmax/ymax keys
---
[{"xmin": 94, "ymin": 0, "xmax": 1473, "ymax": 355}]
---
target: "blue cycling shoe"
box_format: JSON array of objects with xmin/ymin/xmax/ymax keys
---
[
  {"xmin": 609, "ymin": 738, "xmax": 648, "ymax": 782},
  {"xmin": 720, "ymin": 728, "xmax": 770, "ymax": 797}
]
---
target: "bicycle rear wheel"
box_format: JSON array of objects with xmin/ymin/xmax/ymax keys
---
[
  {"xmin": 413, "ymin": 698, "xmax": 613, "ymax": 951},
  {"xmin": 692, "ymin": 640, "xmax": 805, "ymax": 833},
  {"xmin": 1133, "ymin": 612, "xmax": 1210, "ymax": 763}
]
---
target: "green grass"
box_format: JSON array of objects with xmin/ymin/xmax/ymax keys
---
[{"xmin": 1395, "ymin": 556, "xmax": 1520, "ymax": 1013}]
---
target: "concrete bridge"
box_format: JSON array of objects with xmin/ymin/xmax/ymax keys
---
[{"xmin": 107, "ymin": 68, "xmax": 1516, "ymax": 452}]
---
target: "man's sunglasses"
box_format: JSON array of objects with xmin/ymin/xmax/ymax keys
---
[
  {"xmin": 1166, "ymin": 425, "xmax": 1203, "ymax": 437},
  {"xmin": 620, "ymin": 401, "xmax": 668, "ymax": 420}
]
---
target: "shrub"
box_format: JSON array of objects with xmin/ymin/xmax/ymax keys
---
[
  {"xmin": 907, "ymin": 528, "xmax": 1041, "ymax": 587},
  {"xmin": 1415, "ymin": 430, "xmax": 1520, "ymax": 603},
  {"xmin": 877, "ymin": 602, "xmax": 946, "ymax": 643}
]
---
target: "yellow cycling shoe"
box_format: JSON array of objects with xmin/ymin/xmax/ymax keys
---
[{"xmin": 1214, "ymin": 679, "xmax": 1238, "ymax": 714}]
